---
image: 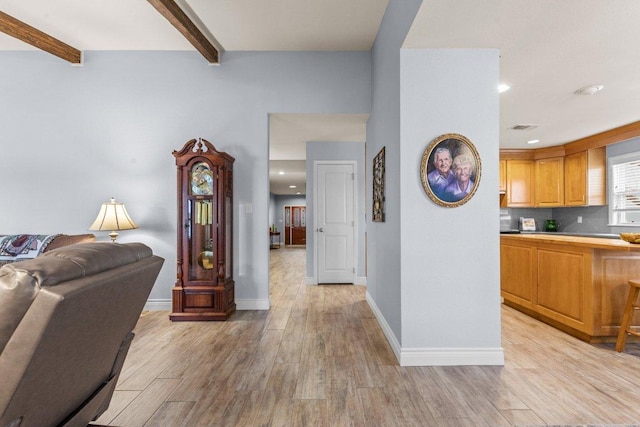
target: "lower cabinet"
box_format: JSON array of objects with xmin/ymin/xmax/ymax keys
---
[{"xmin": 501, "ymin": 237, "xmax": 640, "ymax": 342}]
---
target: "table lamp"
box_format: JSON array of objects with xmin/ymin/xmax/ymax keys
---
[{"xmin": 89, "ymin": 197, "xmax": 138, "ymax": 242}]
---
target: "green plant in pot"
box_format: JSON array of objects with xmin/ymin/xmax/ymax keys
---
[{"xmin": 544, "ymin": 219, "xmax": 559, "ymax": 232}]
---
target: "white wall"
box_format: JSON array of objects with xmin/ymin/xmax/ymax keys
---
[
  {"xmin": 399, "ymin": 48, "xmax": 503, "ymax": 365},
  {"xmin": 0, "ymin": 50, "xmax": 371, "ymax": 310}
]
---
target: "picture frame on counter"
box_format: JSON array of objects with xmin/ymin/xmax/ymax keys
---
[
  {"xmin": 372, "ymin": 146, "xmax": 385, "ymax": 222},
  {"xmin": 520, "ymin": 217, "xmax": 536, "ymax": 231},
  {"xmin": 420, "ymin": 133, "xmax": 481, "ymax": 208}
]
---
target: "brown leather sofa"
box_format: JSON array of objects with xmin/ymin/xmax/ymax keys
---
[{"xmin": 0, "ymin": 242, "xmax": 164, "ymax": 427}]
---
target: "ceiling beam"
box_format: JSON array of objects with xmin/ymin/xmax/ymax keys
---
[
  {"xmin": 0, "ymin": 11, "xmax": 81, "ymax": 64},
  {"xmin": 147, "ymin": 0, "xmax": 219, "ymax": 64}
]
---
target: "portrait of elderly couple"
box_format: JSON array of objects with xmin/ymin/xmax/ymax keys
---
[{"xmin": 421, "ymin": 134, "xmax": 481, "ymax": 206}]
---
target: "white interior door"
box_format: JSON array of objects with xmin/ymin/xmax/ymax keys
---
[{"xmin": 316, "ymin": 163, "xmax": 355, "ymax": 284}]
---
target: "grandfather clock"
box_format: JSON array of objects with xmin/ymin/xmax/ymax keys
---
[{"xmin": 170, "ymin": 138, "xmax": 235, "ymax": 321}]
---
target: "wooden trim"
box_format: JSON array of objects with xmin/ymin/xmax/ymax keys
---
[
  {"xmin": 564, "ymin": 120, "xmax": 640, "ymax": 155},
  {"xmin": 0, "ymin": 11, "xmax": 81, "ymax": 64},
  {"xmin": 532, "ymin": 145, "xmax": 565, "ymax": 160},
  {"xmin": 498, "ymin": 149, "xmax": 534, "ymax": 160},
  {"xmin": 147, "ymin": 0, "xmax": 219, "ymax": 64}
]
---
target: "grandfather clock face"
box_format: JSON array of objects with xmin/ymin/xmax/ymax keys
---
[{"xmin": 191, "ymin": 162, "xmax": 213, "ymax": 195}]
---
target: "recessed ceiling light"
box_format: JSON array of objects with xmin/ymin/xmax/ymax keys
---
[
  {"xmin": 278, "ymin": 171, "xmax": 285, "ymax": 175},
  {"xmin": 498, "ymin": 83, "xmax": 511, "ymax": 93},
  {"xmin": 575, "ymin": 84, "xmax": 604, "ymax": 96},
  {"xmin": 296, "ymin": 192, "xmax": 301, "ymax": 195},
  {"xmin": 289, "ymin": 185, "xmax": 296, "ymax": 188},
  {"xmin": 527, "ymin": 139, "xmax": 540, "ymax": 144}
]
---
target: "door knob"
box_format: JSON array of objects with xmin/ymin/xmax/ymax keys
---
[{"xmin": 318, "ymin": 227, "xmax": 324, "ymax": 232}]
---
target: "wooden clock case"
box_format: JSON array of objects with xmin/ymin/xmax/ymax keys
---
[{"xmin": 170, "ymin": 138, "xmax": 235, "ymax": 321}]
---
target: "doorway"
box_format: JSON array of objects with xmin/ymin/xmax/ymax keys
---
[{"xmin": 284, "ymin": 205, "xmax": 306, "ymax": 246}]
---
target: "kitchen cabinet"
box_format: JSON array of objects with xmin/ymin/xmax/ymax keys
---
[
  {"xmin": 501, "ymin": 234, "xmax": 640, "ymax": 342},
  {"xmin": 534, "ymin": 157, "xmax": 564, "ymax": 207},
  {"xmin": 500, "ymin": 243, "xmax": 536, "ymax": 307},
  {"xmin": 500, "ymin": 146, "xmax": 606, "ymax": 208},
  {"xmin": 564, "ymin": 148, "xmax": 606, "ymax": 206},
  {"xmin": 505, "ymin": 160, "xmax": 534, "ymax": 207}
]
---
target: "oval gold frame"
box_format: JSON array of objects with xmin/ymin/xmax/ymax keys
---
[{"xmin": 420, "ymin": 133, "xmax": 481, "ymax": 208}]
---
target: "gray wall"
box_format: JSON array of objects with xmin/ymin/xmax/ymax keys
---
[
  {"xmin": 305, "ymin": 141, "xmax": 366, "ymax": 282},
  {"xmin": 367, "ymin": 0, "xmax": 503, "ymax": 365},
  {"xmin": 366, "ymin": 0, "xmax": 422, "ymax": 350},
  {"xmin": 398, "ymin": 48, "xmax": 502, "ymax": 361},
  {"xmin": 0, "ymin": 50, "xmax": 371, "ymax": 309}
]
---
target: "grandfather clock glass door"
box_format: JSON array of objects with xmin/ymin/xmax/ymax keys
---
[
  {"xmin": 188, "ymin": 163, "xmax": 215, "ymax": 282},
  {"xmin": 171, "ymin": 138, "xmax": 235, "ymax": 321}
]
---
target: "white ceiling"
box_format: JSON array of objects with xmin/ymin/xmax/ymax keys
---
[
  {"xmin": 406, "ymin": 0, "xmax": 640, "ymax": 150},
  {"xmin": 2, "ymin": 0, "xmax": 640, "ymax": 194}
]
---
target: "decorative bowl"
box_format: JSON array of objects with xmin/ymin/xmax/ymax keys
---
[{"xmin": 620, "ymin": 233, "xmax": 640, "ymax": 244}]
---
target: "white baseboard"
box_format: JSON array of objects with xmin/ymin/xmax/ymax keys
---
[
  {"xmin": 144, "ymin": 299, "xmax": 171, "ymax": 311},
  {"xmin": 365, "ymin": 291, "xmax": 505, "ymax": 367},
  {"xmin": 144, "ymin": 298, "xmax": 270, "ymax": 311},
  {"xmin": 236, "ymin": 299, "xmax": 270, "ymax": 310},
  {"xmin": 365, "ymin": 291, "xmax": 401, "ymax": 363},
  {"xmin": 399, "ymin": 347, "xmax": 504, "ymax": 366},
  {"xmin": 305, "ymin": 276, "xmax": 317, "ymax": 285},
  {"xmin": 354, "ymin": 276, "xmax": 367, "ymax": 286}
]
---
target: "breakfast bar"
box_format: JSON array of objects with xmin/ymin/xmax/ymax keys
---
[{"xmin": 500, "ymin": 233, "xmax": 640, "ymax": 342}]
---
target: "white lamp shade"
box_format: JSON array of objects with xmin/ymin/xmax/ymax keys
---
[{"xmin": 89, "ymin": 197, "xmax": 138, "ymax": 232}]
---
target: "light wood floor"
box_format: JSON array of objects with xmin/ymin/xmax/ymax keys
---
[{"xmin": 96, "ymin": 246, "xmax": 640, "ymax": 426}]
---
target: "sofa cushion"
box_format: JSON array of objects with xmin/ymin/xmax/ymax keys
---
[
  {"xmin": 44, "ymin": 233, "xmax": 95, "ymax": 252},
  {"xmin": 0, "ymin": 242, "xmax": 153, "ymax": 354}
]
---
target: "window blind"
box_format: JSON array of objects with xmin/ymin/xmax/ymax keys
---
[{"xmin": 611, "ymin": 155, "xmax": 640, "ymax": 225}]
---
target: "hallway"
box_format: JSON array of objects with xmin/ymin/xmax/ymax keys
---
[{"xmin": 96, "ymin": 246, "xmax": 640, "ymax": 426}]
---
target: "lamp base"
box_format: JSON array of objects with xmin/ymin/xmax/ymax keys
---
[{"xmin": 108, "ymin": 231, "xmax": 119, "ymax": 243}]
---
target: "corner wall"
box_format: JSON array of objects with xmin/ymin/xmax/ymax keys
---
[
  {"xmin": 399, "ymin": 48, "xmax": 503, "ymax": 365},
  {"xmin": 366, "ymin": 0, "xmax": 423, "ymax": 353}
]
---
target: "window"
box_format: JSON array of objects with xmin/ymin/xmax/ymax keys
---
[{"xmin": 609, "ymin": 151, "xmax": 640, "ymax": 226}]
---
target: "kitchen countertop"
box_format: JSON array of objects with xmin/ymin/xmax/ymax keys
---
[{"xmin": 500, "ymin": 232, "xmax": 640, "ymax": 251}]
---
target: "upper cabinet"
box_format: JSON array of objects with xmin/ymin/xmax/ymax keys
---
[
  {"xmin": 505, "ymin": 160, "xmax": 534, "ymax": 207},
  {"xmin": 499, "ymin": 159, "xmax": 507, "ymax": 193},
  {"xmin": 564, "ymin": 148, "xmax": 606, "ymax": 206},
  {"xmin": 497, "ymin": 119, "xmax": 639, "ymax": 209},
  {"xmin": 534, "ymin": 157, "xmax": 564, "ymax": 207},
  {"xmin": 500, "ymin": 146, "xmax": 606, "ymax": 208}
]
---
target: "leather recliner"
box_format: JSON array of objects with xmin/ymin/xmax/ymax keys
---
[{"xmin": 0, "ymin": 242, "xmax": 164, "ymax": 427}]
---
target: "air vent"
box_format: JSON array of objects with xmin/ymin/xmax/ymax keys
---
[{"xmin": 509, "ymin": 124, "xmax": 538, "ymax": 131}]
